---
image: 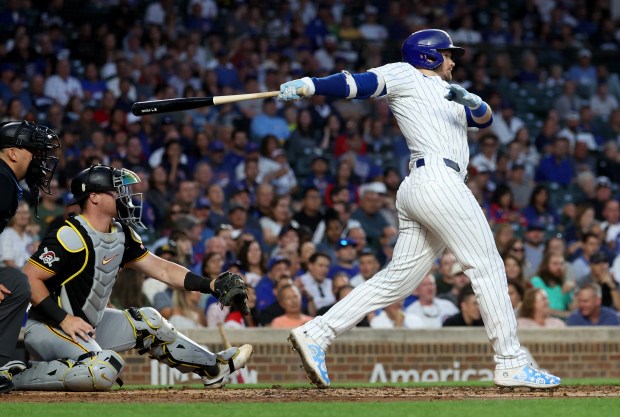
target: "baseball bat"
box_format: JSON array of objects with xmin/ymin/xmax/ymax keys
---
[
  {"xmin": 131, "ymin": 86, "xmax": 309, "ymax": 116},
  {"xmin": 217, "ymin": 322, "xmax": 232, "ymax": 349}
]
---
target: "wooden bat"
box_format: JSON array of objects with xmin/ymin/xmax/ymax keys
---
[
  {"xmin": 217, "ymin": 322, "xmax": 232, "ymax": 349},
  {"xmin": 131, "ymin": 86, "xmax": 309, "ymax": 116}
]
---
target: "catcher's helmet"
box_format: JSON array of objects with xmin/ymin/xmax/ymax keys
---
[
  {"xmin": 67, "ymin": 164, "xmax": 145, "ymax": 229},
  {"xmin": 401, "ymin": 29, "xmax": 464, "ymax": 70}
]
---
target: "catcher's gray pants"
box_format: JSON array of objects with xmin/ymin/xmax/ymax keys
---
[
  {"xmin": 0, "ymin": 267, "xmax": 31, "ymax": 366},
  {"xmin": 14, "ymin": 307, "xmax": 220, "ymax": 390}
]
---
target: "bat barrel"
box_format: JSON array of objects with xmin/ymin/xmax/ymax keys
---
[{"xmin": 131, "ymin": 97, "xmax": 214, "ymax": 116}]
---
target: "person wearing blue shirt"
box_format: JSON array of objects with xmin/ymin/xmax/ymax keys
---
[
  {"xmin": 249, "ymin": 99, "xmax": 290, "ymax": 144},
  {"xmin": 566, "ymin": 283, "xmax": 620, "ymax": 326},
  {"xmin": 535, "ymin": 136, "xmax": 575, "ymax": 187}
]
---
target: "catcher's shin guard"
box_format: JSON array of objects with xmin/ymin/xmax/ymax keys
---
[
  {"xmin": 124, "ymin": 307, "xmax": 221, "ymax": 378},
  {"xmin": 12, "ymin": 350, "xmax": 125, "ymax": 391}
]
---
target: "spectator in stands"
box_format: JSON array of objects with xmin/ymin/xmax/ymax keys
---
[
  {"xmin": 110, "ymin": 269, "xmax": 149, "ymax": 310},
  {"xmin": 566, "ymin": 283, "xmax": 620, "ymax": 325},
  {"xmin": 255, "ymin": 256, "xmax": 292, "ymax": 312},
  {"xmin": 44, "ymin": 58, "xmax": 83, "ymax": 106},
  {"xmin": 237, "ymin": 239, "xmax": 266, "ymax": 289},
  {"xmin": 523, "ymin": 223, "xmax": 546, "ymax": 277},
  {"xmin": 296, "ymin": 252, "xmax": 333, "ymax": 311},
  {"xmin": 590, "ymin": 176, "xmax": 614, "ymax": 220},
  {"xmin": 508, "ymin": 280, "xmax": 525, "ymax": 313},
  {"xmin": 351, "ymin": 182, "xmax": 390, "ymax": 251},
  {"xmin": 294, "ymin": 187, "xmax": 324, "ymax": 232},
  {"xmin": 271, "ymin": 284, "xmax": 313, "ymax": 329},
  {"xmin": 259, "ymin": 194, "xmax": 293, "ymax": 248},
  {"xmin": 576, "ymin": 252, "xmax": 620, "ymax": 311},
  {"xmin": 169, "ymin": 289, "xmax": 207, "ymax": 329},
  {"xmin": 0, "ymin": 201, "xmax": 38, "ymax": 269},
  {"xmin": 327, "ymin": 239, "xmax": 359, "ymax": 279},
  {"xmin": 494, "ymin": 223, "xmax": 515, "ymax": 254},
  {"xmin": 350, "ymin": 249, "xmax": 381, "ymax": 288},
  {"xmin": 553, "ymin": 80, "xmax": 586, "ymax": 121},
  {"xmin": 567, "ymin": 49, "xmax": 597, "ymax": 98},
  {"xmin": 438, "ymin": 263, "xmax": 472, "ymax": 307},
  {"xmin": 370, "ymin": 300, "xmax": 407, "ymax": 329},
  {"xmin": 596, "ymin": 141, "xmax": 620, "ymax": 185},
  {"xmin": 443, "ymin": 284, "xmax": 484, "ymax": 327},
  {"xmin": 490, "ymin": 102, "xmax": 524, "ymax": 146},
  {"xmin": 531, "ymin": 253, "xmax": 574, "ymax": 316},
  {"xmin": 571, "ymin": 232, "xmax": 603, "ymax": 282},
  {"xmin": 504, "ymin": 253, "xmax": 529, "ymax": 288},
  {"xmin": 535, "ymin": 136, "xmax": 574, "ymax": 187},
  {"xmin": 404, "ymin": 274, "xmax": 459, "ymax": 329},
  {"xmin": 517, "ymin": 288, "xmax": 566, "ymax": 328},
  {"xmin": 488, "ymin": 184, "xmax": 526, "ymax": 228},
  {"xmin": 250, "ymin": 99, "xmax": 290, "ymax": 144},
  {"xmin": 600, "ymin": 199, "xmax": 620, "ymax": 254},
  {"xmin": 521, "ymin": 185, "xmax": 558, "ymax": 231}
]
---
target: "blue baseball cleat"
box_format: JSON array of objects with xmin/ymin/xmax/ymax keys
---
[
  {"xmin": 494, "ymin": 364, "xmax": 560, "ymax": 389},
  {"xmin": 288, "ymin": 328, "xmax": 330, "ymax": 388}
]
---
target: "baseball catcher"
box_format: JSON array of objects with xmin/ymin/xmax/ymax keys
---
[{"xmin": 13, "ymin": 164, "xmax": 252, "ymax": 391}]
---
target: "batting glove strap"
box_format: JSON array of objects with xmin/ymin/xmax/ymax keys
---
[
  {"xmin": 444, "ymin": 84, "xmax": 482, "ymax": 109},
  {"xmin": 278, "ymin": 78, "xmax": 315, "ymax": 101}
]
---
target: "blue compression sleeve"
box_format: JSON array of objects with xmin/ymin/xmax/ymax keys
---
[
  {"xmin": 311, "ymin": 72, "xmax": 386, "ymax": 99},
  {"xmin": 312, "ymin": 73, "xmax": 349, "ymax": 98},
  {"xmin": 465, "ymin": 106, "xmax": 493, "ymax": 129}
]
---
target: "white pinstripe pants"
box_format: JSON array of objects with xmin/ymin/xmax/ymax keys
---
[{"xmin": 302, "ymin": 158, "xmax": 528, "ymax": 369}]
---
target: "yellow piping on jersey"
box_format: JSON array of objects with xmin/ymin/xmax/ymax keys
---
[
  {"xmin": 60, "ymin": 220, "xmax": 89, "ymax": 287},
  {"xmin": 27, "ymin": 258, "xmax": 55, "ymax": 275},
  {"xmin": 45, "ymin": 324, "xmax": 88, "ymax": 353}
]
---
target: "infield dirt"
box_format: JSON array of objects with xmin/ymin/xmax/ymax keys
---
[{"xmin": 1, "ymin": 385, "xmax": 618, "ymax": 403}]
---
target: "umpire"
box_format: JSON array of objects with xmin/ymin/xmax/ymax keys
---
[{"xmin": 0, "ymin": 121, "xmax": 60, "ymax": 393}]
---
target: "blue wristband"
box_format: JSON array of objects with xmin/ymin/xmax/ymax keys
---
[{"xmin": 471, "ymin": 102, "xmax": 488, "ymax": 117}]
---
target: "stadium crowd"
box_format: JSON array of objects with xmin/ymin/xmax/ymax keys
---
[{"xmin": 1, "ymin": 0, "xmax": 620, "ymax": 331}]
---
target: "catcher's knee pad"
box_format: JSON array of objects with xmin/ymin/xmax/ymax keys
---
[
  {"xmin": 124, "ymin": 307, "xmax": 219, "ymax": 376},
  {"xmin": 13, "ymin": 350, "xmax": 125, "ymax": 391},
  {"xmin": 124, "ymin": 307, "xmax": 177, "ymax": 350}
]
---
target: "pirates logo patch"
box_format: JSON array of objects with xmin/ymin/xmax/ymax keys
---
[{"xmin": 39, "ymin": 247, "xmax": 60, "ymax": 267}]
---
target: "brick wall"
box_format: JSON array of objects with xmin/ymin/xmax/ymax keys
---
[{"xmin": 118, "ymin": 327, "xmax": 620, "ymax": 385}]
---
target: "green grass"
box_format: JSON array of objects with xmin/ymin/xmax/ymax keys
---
[{"xmin": 3, "ymin": 399, "xmax": 620, "ymax": 417}]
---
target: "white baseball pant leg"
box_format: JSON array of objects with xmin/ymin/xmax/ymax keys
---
[{"xmin": 302, "ymin": 161, "xmax": 528, "ymax": 369}]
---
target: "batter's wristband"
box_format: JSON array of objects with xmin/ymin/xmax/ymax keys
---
[
  {"xmin": 36, "ymin": 295, "xmax": 68, "ymax": 326},
  {"xmin": 471, "ymin": 101, "xmax": 488, "ymax": 117},
  {"xmin": 184, "ymin": 271, "xmax": 212, "ymax": 294}
]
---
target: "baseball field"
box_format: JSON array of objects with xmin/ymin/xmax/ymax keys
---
[{"xmin": 1, "ymin": 380, "xmax": 619, "ymax": 417}]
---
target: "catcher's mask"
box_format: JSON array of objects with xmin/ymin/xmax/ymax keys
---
[
  {"xmin": 0, "ymin": 121, "xmax": 61, "ymax": 213},
  {"xmin": 67, "ymin": 164, "xmax": 145, "ymax": 229}
]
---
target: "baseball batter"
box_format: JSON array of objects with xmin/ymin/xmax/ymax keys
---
[
  {"xmin": 12, "ymin": 164, "xmax": 252, "ymax": 391},
  {"xmin": 279, "ymin": 29, "xmax": 560, "ymax": 389}
]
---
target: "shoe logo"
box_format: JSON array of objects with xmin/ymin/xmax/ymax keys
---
[
  {"xmin": 503, "ymin": 372, "xmax": 509, "ymax": 378},
  {"xmin": 102, "ymin": 254, "xmax": 119, "ymax": 265}
]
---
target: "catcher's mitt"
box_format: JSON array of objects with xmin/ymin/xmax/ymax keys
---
[{"xmin": 213, "ymin": 271, "xmax": 250, "ymax": 315}]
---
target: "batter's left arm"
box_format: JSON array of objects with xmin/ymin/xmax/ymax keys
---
[
  {"xmin": 278, "ymin": 71, "xmax": 387, "ymax": 101},
  {"xmin": 444, "ymin": 84, "xmax": 493, "ymax": 128}
]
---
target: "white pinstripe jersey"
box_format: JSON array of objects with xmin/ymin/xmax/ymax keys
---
[{"xmin": 369, "ymin": 62, "xmax": 469, "ymax": 170}]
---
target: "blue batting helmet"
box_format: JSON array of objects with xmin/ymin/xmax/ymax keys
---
[{"xmin": 401, "ymin": 29, "xmax": 464, "ymax": 70}]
